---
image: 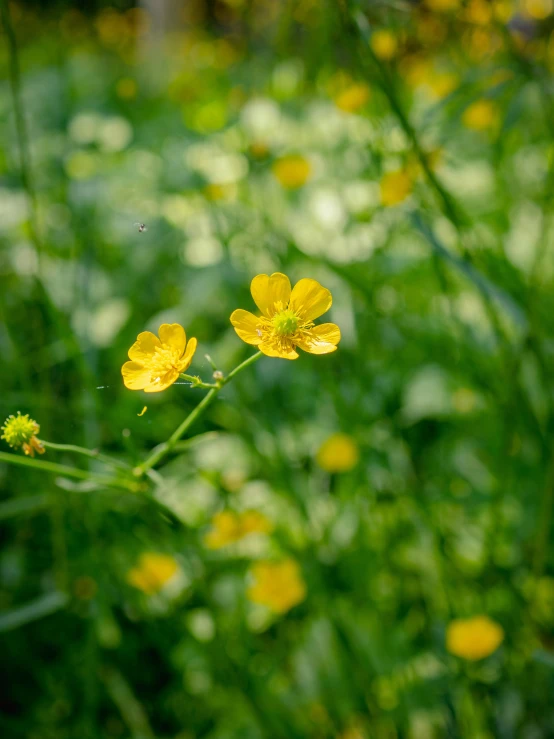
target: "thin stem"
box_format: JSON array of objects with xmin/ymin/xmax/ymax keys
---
[
  {"xmin": 0, "ymin": 450, "xmax": 137, "ymax": 492},
  {"xmin": 179, "ymin": 373, "xmax": 219, "ymax": 389},
  {"xmin": 41, "ymin": 440, "xmax": 131, "ymax": 471},
  {"xmin": 135, "ymin": 352, "xmax": 262, "ymax": 475}
]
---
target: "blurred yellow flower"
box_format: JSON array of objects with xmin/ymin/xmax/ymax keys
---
[
  {"xmin": 316, "ymin": 433, "xmax": 359, "ymax": 473},
  {"xmin": 446, "ymin": 615, "xmax": 504, "ymax": 660},
  {"xmin": 464, "ymin": 0, "xmax": 493, "ymax": 24},
  {"xmin": 230, "ymin": 272, "xmax": 341, "ymax": 360},
  {"xmin": 272, "ymin": 155, "xmax": 311, "ymax": 189},
  {"xmin": 522, "ymin": 0, "xmax": 552, "ymax": 19},
  {"xmin": 204, "ymin": 510, "xmax": 272, "ymax": 549},
  {"xmin": 380, "ymin": 169, "xmax": 413, "ymax": 206},
  {"xmin": 371, "ymin": 30, "xmax": 398, "ymax": 60},
  {"xmin": 127, "ymin": 552, "xmax": 179, "ymax": 595},
  {"xmin": 428, "ymin": 71, "xmax": 459, "ymax": 99},
  {"xmin": 122, "ymin": 323, "xmax": 197, "ymax": 393},
  {"xmin": 462, "ymin": 99, "xmax": 499, "ymax": 131},
  {"xmin": 247, "ymin": 559, "xmax": 306, "ymax": 614},
  {"xmin": 335, "ymin": 83, "xmax": 370, "ymax": 113},
  {"xmin": 1, "ymin": 412, "xmax": 45, "ymax": 457}
]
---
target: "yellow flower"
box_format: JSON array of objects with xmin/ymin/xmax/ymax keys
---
[
  {"xmin": 316, "ymin": 433, "xmax": 359, "ymax": 473},
  {"xmin": 230, "ymin": 273, "xmax": 341, "ymax": 360},
  {"xmin": 126, "ymin": 552, "xmax": 179, "ymax": 595},
  {"xmin": 380, "ymin": 169, "xmax": 413, "ymax": 206},
  {"xmin": 446, "ymin": 615, "xmax": 504, "ymax": 660},
  {"xmin": 371, "ymin": 30, "xmax": 398, "ymax": 60},
  {"xmin": 204, "ymin": 510, "xmax": 273, "ymax": 549},
  {"xmin": 1, "ymin": 412, "xmax": 45, "ymax": 457},
  {"xmin": 247, "ymin": 558, "xmax": 306, "ymax": 614},
  {"xmin": 122, "ymin": 323, "xmax": 197, "ymax": 393},
  {"xmin": 428, "ymin": 71, "xmax": 459, "ymax": 99},
  {"xmin": 462, "ymin": 99, "xmax": 500, "ymax": 131},
  {"xmin": 272, "ymin": 155, "xmax": 311, "ymax": 189},
  {"xmin": 335, "ymin": 83, "xmax": 370, "ymax": 113}
]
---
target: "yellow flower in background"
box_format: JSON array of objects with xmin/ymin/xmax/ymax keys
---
[
  {"xmin": 462, "ymin": 99, "xmax": 500, "ymax": 131},
  {"xmin": 272, "ymin": 155, "xmax": 311, "ymax": 189},
  {"xmin": 122, "ymin": 323, "xmax": 197, "ymax": 393},
  {"xmin": 521, "ymin": 0, "xmax": 551, "ymax": 19},
  {"xmin": 380, "ymin": 169, "xmax": 413, "ymax": 206},
  {"xmin": 335, "ymin": 83, "xmax": 370, "ymax": 113},
  {"xmin": 204, "ymin": 510, "xmax": 272, "ymax": 549},
  {"xmin": 1, "ymin": 412, "xmax": 45, "ymax": 457},
  {"xmin": 230, "ymin": 273, "xmax": 341, "ymax": 360},
  {"xmin": 316, "ymin": 433, "xmax": 359, "ymax": 473},
  {"xmin": 446, "ymin": 615, "xmax": 504, "ymax": 660},
  {"xmin": 247, "ymin": 559, "xmax": 306, "ymax": 614},
  {"xmin": 428, "ymin": 71, "xmax": 459, "ymax": 99},
  {"xmin": 371, "ymin": 30, "xmax": 398, "ymax": 60},
  {"xmin": 127, "ymin": 552, "xmax": 179, "ymax": 595}
]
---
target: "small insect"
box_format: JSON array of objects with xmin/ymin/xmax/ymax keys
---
[{"xmin": 134, "ymin": 222, "xmax": 148, "ymax": 233}]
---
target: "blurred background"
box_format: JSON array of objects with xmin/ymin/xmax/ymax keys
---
[{"xmin": 2, "ymin": 0, "xmax": 554, "ymax": 736}]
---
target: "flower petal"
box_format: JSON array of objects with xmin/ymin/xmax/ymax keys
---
[
  {"xmin": 230, "ymin": 309, "xmax": 263, "ymax": 345},
  {"xmin": 290, "ymin": 278, "xmax": 332, "ymax": 322},
  {"xmin": 128, "ymin": 332, "xmax": 161, "ymax": 362},
  {"xmin": 259, "ymin": 340, "xmax": 299, "ymax": 360},
  {"xmin": 158, "ymin": 323, "xmax": 186, "ymax": 355},
  {"xmin": 179, "ymin": 337, "xmax": 197, "ymax": 372},
  {"xmin": 251, "ymin": 273, "xmax": 291, "ymax": 317},
  {"xmin": 296, "ymin": 323, "xmax": 341, "ymax": 354},
  {"xmin": 122, "ymin": 361, "xmax": 151, "ymax": 390},
  {"xmin": 143, "ymin": 368, "xmax": 180, "ymax": 393}
]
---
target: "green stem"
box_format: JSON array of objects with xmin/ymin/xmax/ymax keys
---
[
  {"xmin": 41, "ymin": 440, "xmax": 131, "ymax": 471},
  {"xmin": 135, "ymin": 351, "xmax": 262, "ymax": 475},
  {"xmin": 179, "ymin": 373, "xmax": 219, "ymax": 389},
  {"xmin": 0, "ymin": 450, "xmax": 136, "ymax": 492}
]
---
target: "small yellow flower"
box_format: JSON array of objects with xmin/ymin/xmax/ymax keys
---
[
  {"xmin": 371, "ymin": 30, "xmax": 398, "ymax": 60},
  {"xmin": 122, "ymin": 323, "xmax": 197, "ymax": 393},
  {"xmin": 446, "ymin": 615, "xmax": 504, "ymax": 660},
  {"xmin": 335, "ymin": 83, "xmax": 370, "ymax": 113},
  {"xmin": 204, "ymin": 510, "xmax": 273, "ymax": 549},
  {"xmin": 380, "ymin": 169, "xmax": 413, "ymax": 206},
  {"xmin": 126, "ymin": 552, "xmax": 179, "ymax": 595},
  {"xmin": 230, "ymin": 273, "xmax": 341, "ymax": 360},
  {"xmin": 247, "ymin": 558, "xmax": 306, "ymax": 614},
  {"xmin": 316, "ymin": 433, "xmax": 359, "ymax": 473},
  {"xmin": 428, "ymin": 71, "xmax": 459, "ymax": 99},
  {"xmin": 272, "ymin": 155, "xmax": 311, "ymax": 189},
  {"xmin": 462, "ymin": 99, "xmax": 499, "ymax": 131},
  {"xmin": 1, "ymin": 412, "xmax": 45, "ymax": 457}
]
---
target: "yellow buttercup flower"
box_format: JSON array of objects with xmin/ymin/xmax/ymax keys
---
[
  {"xmin": 247, "ymin": 558, "xmax": 306, "ymax": 614},
  {"xmin": 446, "ymin": 615, "xmax": 504, "ymax": 660},
  {"xmin": 272, "ymin": 155, "xmax": 311, "ymax": 189},
  {"xmin": 1, "ymin": 412, "xmax": 45, "ymax": 457},
  {"xmin": 204, "ymin": 510, "xmax": 272, "ymax": 549},
  {"xmin": 122, "ymin": 323, "xmax": 197, "ymax": 393},
  {"xmin": 230, "ymin": 273, "xmax": 341, "ymax": 360},
  {"xmin": 316, "ymin": 433, "xmax": 359, "ymax": 473},
  {"xmin": 335, "ymin": 83, "xmax": 370, "ymax": 113},
  {"xmin": 371, "ymin": 30, "xmax": 398, "ymax": 60},
  {"xmin": 462, "ymin": 99, "xmax": 499, "ymax": 131},
  {"xmin": 380, "ymin": 169, "xmax": 413, "ymax": 206},
  {"xmin": 126, "ymin": 552, "xmax": 179, "ymax": 595}
]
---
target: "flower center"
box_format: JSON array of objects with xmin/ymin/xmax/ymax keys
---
[
  {"xmin": 272, "ymin": 310, "xmax": 299, "ymax": 337},
  {"xmin": 149, "ymin": 346, "xmax": 180, "ymax": 376}
]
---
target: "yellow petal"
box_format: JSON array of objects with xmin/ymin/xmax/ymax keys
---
[
  {"xmin": 128, "ymin": 331, "xmax": 161, "ymax": 362},
  {"xmin": 143, "ymin": 368, "xmax": 180, "ymax": 393},
  {"xmin": 289, "ymin": 278, "xmax": 332, "ymax": 322},
  {"xmin": 122, "ymin": 361, "xmax": 152, "ymax": 390},
  {"xmin": 179, "ymin": 337, "xmax": 197, "ymax": 372},
  {"xmin": 259, "ymin": 340, "xmax": 299, "ymax": 360},
  {"xmin": 158, "ymin": 323, "xmax": 186, "ymax": 355},
  {"xmin": 251, "ymin": 273, "xmax": 291, "ymax": 317},
  {"xmin": 230, "ymin": 309, "xmax": 263, "ymax": 345},
  {"xmin": 296, "ymin": 323, "xmax": 341, "ymax": 355}
]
